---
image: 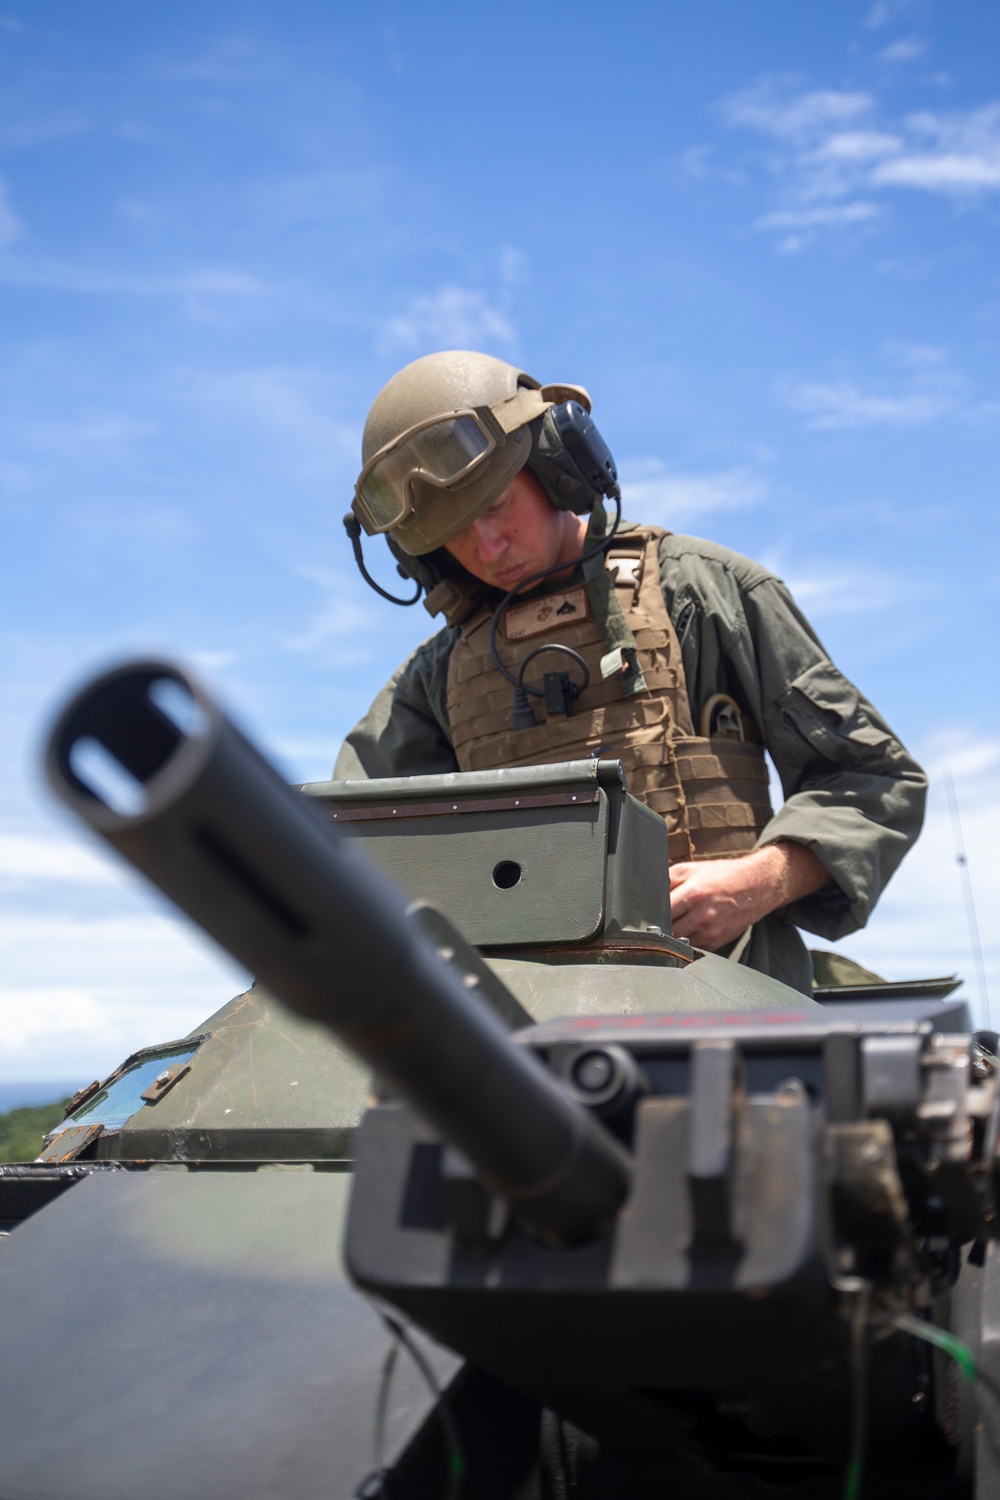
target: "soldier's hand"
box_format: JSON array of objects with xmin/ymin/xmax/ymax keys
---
[{"xmin": 668, "ymin": 842, "xmax": 829, "ymax": 951}]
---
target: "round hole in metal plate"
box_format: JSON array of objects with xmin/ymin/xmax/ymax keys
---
[{"xmin": 492, "ymin": 860, "xmax": 522, "ymax": 890}]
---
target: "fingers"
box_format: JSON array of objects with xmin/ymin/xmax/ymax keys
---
[
  {"xmin": 669, "ymin": 881, "xmax": 693, "ymax": 924},
  {"xmin": 669, "ymin": 857, "xmax": 764, "ymax": 949},
  {"xmin": 669, "ymin": 877, "xmax": 744, "ymax": 949}
]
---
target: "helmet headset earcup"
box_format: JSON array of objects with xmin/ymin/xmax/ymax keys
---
[{"xmin": 526, "ymin": 403, "xmax": 619, "ymax": 516}]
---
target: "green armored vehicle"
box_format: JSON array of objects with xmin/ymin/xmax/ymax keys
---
[{"xmin": 0, "ymin": 659, "xmax": 994, "ymax": 1499}]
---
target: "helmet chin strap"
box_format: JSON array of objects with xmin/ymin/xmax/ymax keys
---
[{"xmin": 343, "ymin": 513, "xmax": 422, "ymax": 607}]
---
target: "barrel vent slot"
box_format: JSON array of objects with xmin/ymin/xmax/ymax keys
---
[
  {"xmin": 68, "ymin": 737, "xmax": 150, "ymax": 816},
  {"xmin": 58, "ymin": 668, "xmax": 199, "ymax": 810}
]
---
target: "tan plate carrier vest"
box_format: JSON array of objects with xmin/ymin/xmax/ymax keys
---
[{"xmin": 445, "ymin": 526, "xmax": 773, "ymax": 865}]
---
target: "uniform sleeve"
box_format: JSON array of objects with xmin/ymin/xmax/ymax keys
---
[
  {"xmin": 660, "ymin": 537, "xmax": 927, "ymax": 941},
  {"xmin": 333, "ymin": 628, "xmax": 460, "ymax": 780}
]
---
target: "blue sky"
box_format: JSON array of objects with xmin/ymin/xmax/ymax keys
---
[{"xmin": 1, "ymin": 0, "xmax": 998, "ymax": 1082}]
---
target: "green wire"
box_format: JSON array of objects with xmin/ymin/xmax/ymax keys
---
[
  {"xmin": 844, "ymin": 1457, "xmax": 862, "ymax": 1500},
  {"xmin": 842, "ymin": 1302, "xmax": 978, "ymax": 1500},
  {"xmin": 894, "ymin": 1312, "xmax": 979, "ymax": 1386}
]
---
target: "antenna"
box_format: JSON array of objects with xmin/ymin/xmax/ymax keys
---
[{"xmin": 945, "ymin": 767, "xmax": 992, "ymax": 1030}]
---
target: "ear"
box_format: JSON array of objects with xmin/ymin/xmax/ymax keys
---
[{"xmin": 539, "ymin": 383, "xmax": 592, "ymax": 413}]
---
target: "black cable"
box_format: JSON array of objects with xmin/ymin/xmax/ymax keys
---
[
  {"xmin": 365, "ymin": 1312, "xmax": 465, "ymax": 1500},
  {"xmin": 488, "ymin": 492, "xmax": 622, "ymax": 691},
  {"xmin": 515, "ymin": 643, "xmax": 591, "ymax": 701},
  {"xmin": 343, "ymin": 513, "xmax": 422, "ymax": 607},
  {"xmin": 369, "ymin": 1329, "xmax": 402, "ymax": 1491}
]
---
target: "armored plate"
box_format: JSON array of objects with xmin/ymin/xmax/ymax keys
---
[{"xmin": 0, "ymin": 1167, "xmax": 458, "ymax": 1500}]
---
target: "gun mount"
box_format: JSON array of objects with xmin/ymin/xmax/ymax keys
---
[{"xmin": 0, "ymin": 656, "xmax": 997, "ymax": 1499}]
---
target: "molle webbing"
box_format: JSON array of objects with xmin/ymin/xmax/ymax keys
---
[{"xmin": 445, "ymin": 528, "xmax": 774, "ymax": 863}]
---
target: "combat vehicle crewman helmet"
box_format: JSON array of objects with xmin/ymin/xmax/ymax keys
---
[{"xmin": 353, "ymin": 350, "xmax": 590, "ymax": 556}]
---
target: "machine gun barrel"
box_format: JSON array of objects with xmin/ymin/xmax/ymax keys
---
[{"xmin": 44, "ymin": 659, "xmax": 630, "ymax": 1245}]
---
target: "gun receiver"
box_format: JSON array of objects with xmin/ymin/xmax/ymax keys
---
[
  {"xmin": 43, "ymin": 657, "xmax": 1000, "ymax": 1490},
  {"xmin": 44, "ymin": 658, "xmax": 630, "ymax": 1246}
]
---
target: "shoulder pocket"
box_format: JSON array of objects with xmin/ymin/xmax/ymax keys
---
[{"xmin": 776, "ymin": 660, "xmax": 891, "ymax": 765}]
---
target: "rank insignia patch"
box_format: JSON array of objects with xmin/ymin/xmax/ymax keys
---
[{"xmin": 502, "ymin": 586, "xmax": 591, "ymax": 641}]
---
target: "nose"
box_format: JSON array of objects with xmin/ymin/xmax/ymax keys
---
[{"xmin": 468, "ymin": 516, "xmax": 507, "ymax": 563}]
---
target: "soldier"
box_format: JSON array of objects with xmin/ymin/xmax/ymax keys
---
[{"xmin": 336, "ymin": 351, "xmax": 926, "ymax": 994}]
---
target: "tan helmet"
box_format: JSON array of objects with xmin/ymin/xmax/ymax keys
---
[{"xmin": 355, "ymin": 350, "xmax": 590, "ymax": 556}]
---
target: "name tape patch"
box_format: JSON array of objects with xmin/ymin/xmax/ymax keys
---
[{"xmin": 502, "ymin": 586, "xmax": 591, "ymax": 641}]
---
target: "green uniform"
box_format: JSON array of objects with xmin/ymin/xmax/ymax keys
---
[{"xmin": 334, "ymin": 529, "xmax": 927, "ymax": 995}]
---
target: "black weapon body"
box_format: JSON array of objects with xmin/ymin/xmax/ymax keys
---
[
  {"xmin": 29, "ymin": 657, "xmax": 1000, "ymax": 1498},
  {"xmin": 44, "ymin": 660, "xmax": 629, "ymax": 1249}
]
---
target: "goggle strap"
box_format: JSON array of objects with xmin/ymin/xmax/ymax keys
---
[{"xmin": 490, "ymin": 386, "xmax": 552, "ymax": 434}]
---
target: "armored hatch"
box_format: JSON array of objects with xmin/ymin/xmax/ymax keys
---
[{"xmin": 302, "ymin": 757, "xmax": 674, "ymax": 953}]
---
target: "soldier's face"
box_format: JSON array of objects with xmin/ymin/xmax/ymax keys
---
[{"xmin": 443, "ymin": 469, "xmax": 584, "ymax": 590}]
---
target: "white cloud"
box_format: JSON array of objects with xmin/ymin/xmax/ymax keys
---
[
  {"xmin": 282, "ymin": 565, "xmax": 404, "ymax": 678},
  {"xmin": 0, "ymin": 987, "xmax": 109, "ymax": 1051},
  {"xmin": 286, "ymin": 591, "xmax": 382, "ymax": 653},
  {"xmin": 758, "ymin": 199, "xmax": 883, "ymax": 254},
  {"xmin": 780, "ymin": 342, "xmax": 974, "ymax": 428},
  {"xmin": 189, "ymin": 649, "xmax": 240, "ymax": 672},
  {"xmin": 813, "ymin": 131, "xmax": 902, "ymax": 162},
  {"xmin": 0, "ymin": 833, "xmax": 122, "ymax": 887},
  {"xmin": 180, "ymin": 365, "xmax": 358, "ymax": 476},
  {"xmin": 678, "ymin": 143, "xmax": 747, "ymax": 186},
  {"xmin": 379, "ymin": 287, "xmax": 516, "ymax": 355},
  {"xmin": 757, "ymin": 201, "xmax": 882, "ymax": 229},
  {"xmin": 0, "ymin": 258, "xmax": 266, "ymax": 301},
  {"xmin": 781, "ymin": 378, "xmax": 956, "ymax": 428},
  {"xmin": 0, "ymin": 911, "xmax": 248, "ymax": 1076},
  {"xmin": 775, "ymin": 566, "xmax": 908, "ymax": 616},
  {"xmin": 723, "ymin": 79, "xmax": 1000, "ymax": 248},
  {"xmin": 823, "ymin": 728, "xmax": 1000, "ymax": 1028},
  {"xmin": 725, "ymin": 84, "xmax": 873, "ymax": 142},
  {"xmin": 864, "ymin": 0, "xmax": 915, "ymax": 28},
  {"xmin": 619, "ymin": 461, "xmax": 767, "ymax": 526},
  {"xmin": 152, "ymin": 35, "xmax": 279, "ymax": 88},
  {"xmin": 274, "ymin": 735, "xmax": 345, "ymax": 782},
  {"xmin": 0, "ymin": 179, "xmax": 22, "ymax": 248},
  {"xmin": 16, "ymin": 410, "xmax": 156, "ymax": 461},
  {"xmin": 499, "ymin": 244, "xmax": 529, "ymax": 287},
  {"xmin": 883, "ymin": 341, "xmax": 947, "ymax": 369},
  {"xmin": 873, "ymin": 152, "xmax": 1000, "ymax": 192},
  {"xmin": 921, "ymin": 732, "xmax": 1000, "ymax": 784},
  {"xmin": 881, "ymin": 36, "xmax": 927, "ymax": 62}
]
